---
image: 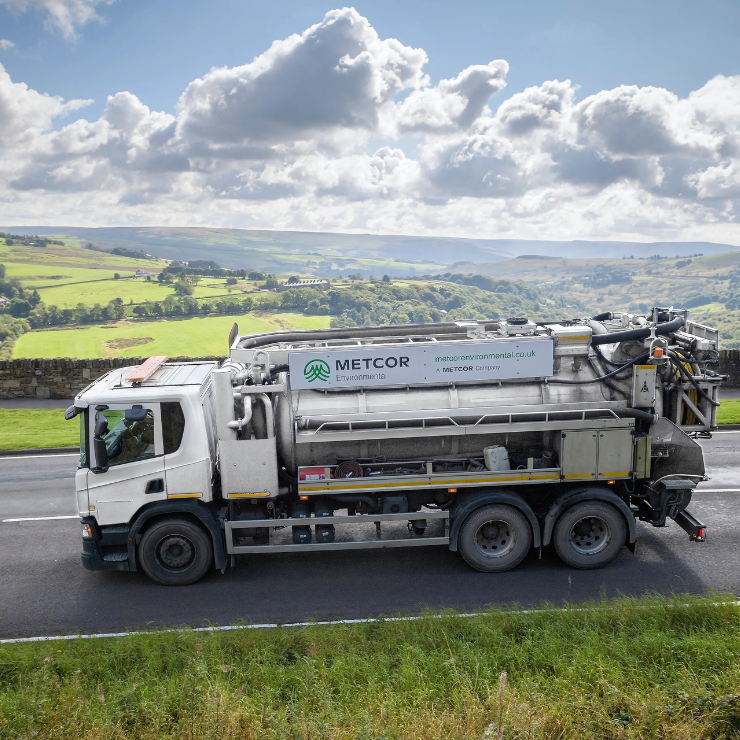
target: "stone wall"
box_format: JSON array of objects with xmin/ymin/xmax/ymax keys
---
[
  {"xmin": 719, "ymin": 350, "xmax": 740, "ymax": 388},
  {"xmin": 0, "ymin": 357, "xmax": 224, "ymax": 399},
  {"xmin": 2, "ymin": 350, "xmax": 740, "ymax": 399}
]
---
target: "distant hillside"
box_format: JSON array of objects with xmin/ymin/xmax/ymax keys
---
[
  {"xmin": 2, "ymin": 227, "xmax": 510, "ymax": 276},
  {"xmin": 5, "ymin": 227, "xmax": 738, "ymax": 275},
  {"xmin": 447, "ymin": 239, "xmax": 739, "ymax": 262}
]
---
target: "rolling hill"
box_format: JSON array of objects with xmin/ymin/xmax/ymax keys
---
[{"xmin": 5, "ymin": 227, "xmax": 739, "ymax": 276}]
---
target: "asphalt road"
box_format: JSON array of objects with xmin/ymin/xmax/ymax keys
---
[{"xmin": 1, "ymin": 435, "xmax": 739, "ymax": 640}]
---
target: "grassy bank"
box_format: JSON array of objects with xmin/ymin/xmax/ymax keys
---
[
  {"xmin": 717, "ymin": 398, "xmax": 740, "ymax": 424},
  {"xmin": 0, "ymin": 409, "xmax": 77, "ymax": 450},
  {"xmin": 12, "ymin": 312, "xmax": 331, "ymax": 359},
  {"xmin": 1, "ymin": 596, "xmax": 739, "ymax": 739}
]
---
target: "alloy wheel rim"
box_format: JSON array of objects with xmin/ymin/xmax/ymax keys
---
[
  {"xmin": 157, "ymin": 535, "xmax": 195, "ymax": 569},
  {"xmin": 569, "ymin": 516, "xmax": 611, "ymax": 555},
  {"xmin": 474, "ymin": 519, "xmax": 516, "ymax": 558}
]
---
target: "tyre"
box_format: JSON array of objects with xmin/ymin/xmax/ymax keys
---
[
  {"xmin": 553, "ymin": 501, "xmax": 626, "ymax": 569},
  {"xmin": 458, "ymin": 504, "xmax": 532, "ymax": 573},
  {"xmin": 139, "ymin": 518, "xmax": 213, "ymax": 586}
]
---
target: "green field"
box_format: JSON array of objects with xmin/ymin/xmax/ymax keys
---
[
  {"xmin": 13, "ymin": 312, "xmax": 331, "ymax": 359},
  {"xmin": 0, "ymin": 595, "xmax": 738, "ymax": 739},
  {"xmin": 718, "ymin": 398, "xmax": 740, "ymax": 424},
  {"xmin": 2, "ymin": 263, "xmax": 133, "ymax": 284},
  {"xmin": 32, "ymin": 276, "xmax": 251, "ymax": 308},
  {"xmin": 0, "ymin": 409, "xmax": 77, "ymax": 450},
  {"xmin": 0, "ymin": 238, "xmax": 160, "ymax": 275}
]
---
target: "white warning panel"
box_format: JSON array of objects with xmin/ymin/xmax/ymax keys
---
[
  {"xmin": 289, "ymin": 339, "xmax": 554, "ymax": 390},
  {"xmin": 632, "ymin": 364, "xmax": 657, "ymax": 408}
]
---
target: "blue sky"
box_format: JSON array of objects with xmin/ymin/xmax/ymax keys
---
[
  {"xmin": 3, "ymin": 0, "xmax": 740, "ymax": 121},
  {"xmin": 1, "ymin": 1, "xmax": 740, "ymax": 243}
]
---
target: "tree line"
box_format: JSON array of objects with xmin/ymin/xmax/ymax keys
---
[
  {"xmin": 0, "ymin": 259, "xmax": 584, "ymax": 358},
  {"xmin": 1, "ymin": 233, "xmax": 65, "ymax": 247}
]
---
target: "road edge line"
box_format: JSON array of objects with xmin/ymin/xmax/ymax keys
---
[{"xmin": 2, "ymin": 601, "xmax": 739, "ymax": 645}]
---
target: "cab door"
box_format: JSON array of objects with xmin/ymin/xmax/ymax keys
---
[{"xmin": 87, "ymin": 403, "xmax": 166, "ymax": 526}]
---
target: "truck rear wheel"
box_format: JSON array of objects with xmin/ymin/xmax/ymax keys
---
[
  {"xmin": 139, "ymin": 518, "xmax": 213, "ymax": 586},
  {"xmin": 553, "ymin": 501, "xmax": 626, "ymax": 569},
  {"xmin": 458, "ymin": 504, "xmax": 532, "ymax": 573}
]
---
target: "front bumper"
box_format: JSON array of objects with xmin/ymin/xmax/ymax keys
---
[{"xmin": 80, "ymin": 516, "xmax": 132, "ymax": 571}]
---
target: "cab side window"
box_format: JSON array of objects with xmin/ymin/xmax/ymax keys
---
[
  {"xmin": 104, "ymin": 407, "xmax": 156, "ymax": 466},
  {"xmin": 162, "ymin": 402, "xmax": 186, "ymax": 454}
]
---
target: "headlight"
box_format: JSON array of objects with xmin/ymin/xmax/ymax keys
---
[{"xmin": 82, "ymin": 523, "xmax": 93, "ymax": 539}]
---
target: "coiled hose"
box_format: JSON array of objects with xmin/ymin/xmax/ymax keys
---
[
  {"xmin": 590, "ymin": 315, "xmax": 685, "ymax": 345},
  {"xmin": 667, "ymin": 351, "xmax": 720, "ymax": 408},
  {"xmin": 547, "ymin": 351, "xmax": 650, "ymax": 384}
]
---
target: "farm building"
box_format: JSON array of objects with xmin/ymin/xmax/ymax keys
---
[{"xmin": 277, "ymin": 279, "xmax": 330, "ymax": 292}]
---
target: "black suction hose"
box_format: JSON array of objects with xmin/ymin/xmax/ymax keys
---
[
  {"xmin": 547, "ymin": 352, "xmax": 650, "ymax": 384},
  {"xmin": 592, "ymin": 343, "xmax": 629, "ymax": 367},
  {"xmin": 590, "ymin": 315, "xmax": 685, "ymax": 346},
  {"xmin": 614, "ymin": 408, "xmax": 659, "ymax": 424},
  {"xmin": 667, "ymin": 352, "xmax": 720, "ymax": 407},
  {"xmin": 591, "ymin": 312, "xmax": 613, "ymax": 322},
  {"xmin": 587, "ymin": 354, "xmax": 628, "ymax": 397}
]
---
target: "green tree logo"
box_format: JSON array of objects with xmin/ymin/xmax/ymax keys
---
[{"xmin": 304, "ymin": 358, "xmax": 330, "ymax": 383}]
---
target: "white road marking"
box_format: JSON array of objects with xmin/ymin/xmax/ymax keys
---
[
  {"xmin": 0, "ymin": 453, "xmax": 78, "ymax": 460},
  {"xmin": 2, "ymin": 600, "xmax": 738, "ymax": 644},
  {"xmin": 696, "ymin": 488, "xmax": 740, "ymax": 493},
  {"xmin": 708, "ymin": 430, "xmax": 740, "ymax": 434},
  {"xmin": 2, "ymin": 515, "xmax": 78, "ymax": 522}
]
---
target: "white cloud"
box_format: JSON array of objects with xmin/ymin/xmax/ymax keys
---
[
  {"xmin": 0, "ymin": 0, "xmax": 115, "ymax": 39},
  {"xmin": 496, "ymin": 79, "xmax": 574, "ymax": 136},
  {"xmin": 176, "ymin": 8, "xmax": 427, "ymax": 153},
  {"xmin": 0, "ymin": 38, "xmax": 15, "ymax": 50},
  {"xmin": 0, "ymin": 7, "xmax": 739, "ymax": 245},
  {"xmin": 0, "ymin": 62, "xmax": 91, "ymax": 146},
  {"xmin": 397, "ymin": 61, "xmax": 508, "ymax": 133}
]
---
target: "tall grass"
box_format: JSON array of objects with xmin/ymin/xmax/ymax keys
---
[{"xmin": 1, "ymin": 595, "xmax": 739, "ymax": 739}]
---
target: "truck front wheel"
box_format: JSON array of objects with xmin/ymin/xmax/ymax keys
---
[
  {"xmin": 458, "ymin": 504, "xmax": 532, "ymax": 573},
  {"xmin": 139, "ymin": 518, "xmax": 213, "ymax": 586},
  {"xmin": 553, "ymin": 501, "xmax": 626, "ymax": 569}
]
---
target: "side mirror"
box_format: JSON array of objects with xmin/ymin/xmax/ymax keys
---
[
  {"xmin": 124, "ymin": 404, "xmax": 148, "ymax": 422},
  {"xmin": 93, "ymin": 437, "xmax": 109, "ymax": 472},
  {"xmin": 94, "ymin": 412, "xmax": 109, "ymax": 438},
  {"xmin": 92, "ymin": 410, "xmax": 109, "ymax": 472},
  {"xmin": 65, "ymin": 406, "xmax": 77, "ymax": 421}
]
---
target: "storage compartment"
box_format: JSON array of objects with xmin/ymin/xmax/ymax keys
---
[{"xmin": 219, "ymin": 437, "xmax": 279, "ymax": 497}]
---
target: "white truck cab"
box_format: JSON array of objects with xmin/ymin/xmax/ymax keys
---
[{"xmin": 71, "ymin": 359, "xmax": 225, "ymax": 581}]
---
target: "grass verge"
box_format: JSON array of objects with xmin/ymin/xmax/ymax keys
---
[
  {"xmin": 717, "ymin": 398, "xmax": 740, "ymax": 424},
  {"xmin": 1, "ymin": 595, "xmax": 738, "ymax": 739},
  {"xmin": 0, "ymin": 409, "xmax": 76, "ymax": 450}
]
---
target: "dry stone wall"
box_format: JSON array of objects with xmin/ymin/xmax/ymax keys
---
[
  {"xmin": 719, "ymin": 350, "xmax": 740, "ymax": 388},
  {"xmin": 2, "ymin": 351, "xmax": 739, "ymax": 399},
  {"xmin": 0, "ymin": 357, "xmax": 224, "ymax": 399}
]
